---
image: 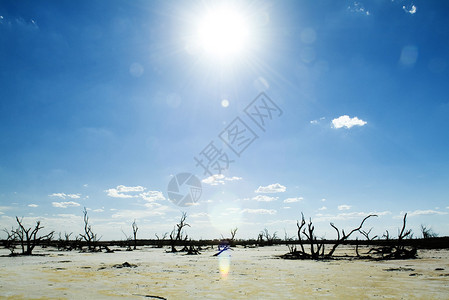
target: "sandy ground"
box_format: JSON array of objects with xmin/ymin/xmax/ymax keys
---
[{"xmin": 0, "ymin": 245, "xmax": 448, "ymax": 299}]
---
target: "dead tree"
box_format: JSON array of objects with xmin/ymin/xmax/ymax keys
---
[
  {"xmin": 132, "ymin": 220, "xmax": 138, "ymax": 250},
  {"xmin": 79, "ymin": 207, "xmax": 100, "ymax": 251},
  {"xmin": 13, "ymin": 217, "xmax": 54, "ymax": 255},
  {"xmin": 169, "ymin": 212, "xmax": 190, "ymax": 252},
  {"xmin": 57, "ymin": 232, "xmax": 74, "ymax": 251},
  {"xmin": 282, "ymin": 213, "xmax": 377, "ymax": 260},
  {"xmin": 282, "ymin": 213, "xmax": 324, "ymax": 259},
  {"xmin": 327, "ymin": 214, "xmax": 377, "ymax": 257},
  {"xmin": 155, "ymin": 232, "xmax": 168, "ymax": 248},
  {"xmin": 3, "ymin": 228, "xmax": 17, "ymax": 255},
  {"xmin": 230, "ymin": 227, "xmax": 238, "ymax": 245},
  {"xmin": 262, "ymin": 228, "xmax": 278, "ymax": 246},
  {"xmin": 296, "ymin": 213, "xmax": 306, "ymax": 254},
  {"xmin": 256, "ymin": 233, "xmax": 264, "ymax": 246},
  {"xmin": 368, "ymin": 213, "xmax": 417, "ymax": 260},
  {"xmin": 121, "ymin": 229, "xmax": 132, "ymax": 251},
  {"xmin": 421, "ymin": 224, "xmax": 438, "ymax": 239}
]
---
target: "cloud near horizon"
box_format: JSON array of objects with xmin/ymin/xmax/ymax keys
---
[
  {"xmin": 202, "ymin": 174, "xmax": 242, "ymax": 186},
  {"xmin": 105, "ymin": 185, "xmax": 165, "ymax": 202},
  {"xmin": 255, "ymin": 183, "xmax": 286, "ymax": 193},
  {"xmin": 52, "ymin": 201, "xmax": 81, "ymax": 208},
  {"xmin": 401, "ymin": 209, "xmax": 448, "ymax": 217},
  {"xmin": 338, "ymin": 204, "xmax": 352, "ymax": 211},
  {"xmin": 242, "ymin": 208, "xmax": 277, "ymax": 215},
  {"xmin": 332, "ymin": 115, "xmax": 367, "ymax": 129},
  {"xmin": 49, "ymin": 193, "xmax": 81, "ymax": 199}
]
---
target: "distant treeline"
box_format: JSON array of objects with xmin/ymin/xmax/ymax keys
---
[{"xmin": 2, "ymin": 236, "xmax": 447, "ymax": 250}]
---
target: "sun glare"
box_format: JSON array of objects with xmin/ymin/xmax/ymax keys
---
[{"xmin": 197, "ymin": 6, "xmax": 250, "ymax": 59}]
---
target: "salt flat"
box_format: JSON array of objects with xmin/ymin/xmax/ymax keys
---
[{"xmin": 0, "ymin": 245, "xmax": 448, "ymax": 299}]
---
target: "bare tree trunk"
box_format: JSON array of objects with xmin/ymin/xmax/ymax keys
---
[{"xmin": 132, "ymin": 220, "xmax": 138, "ymax": 250}]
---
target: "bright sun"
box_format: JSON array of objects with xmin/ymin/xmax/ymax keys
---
[{"xmin": 196, "ymin": 6, "xmax": 250, "ymax": 59}]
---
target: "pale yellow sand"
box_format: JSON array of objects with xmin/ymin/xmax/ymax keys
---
[{"xmin": 0, "ymin": 245, "xmax": 448, "ymax": 299}]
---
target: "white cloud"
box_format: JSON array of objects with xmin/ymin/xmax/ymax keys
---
[
  {"xmin": 318, "ymin": 206, "xmax": 327, "ymax": 211},
  {"xmin": 202, "ymin": 174, "xmax": 242, "ymax": 186},
  {"xmin": 403, "ymin": 210, "xmax": 448, "ymax": 217},
  {"xmin": 255, "ymin": 183, "xmax": 286, "ymax": 193},
  {"xmin": 105, "ymin": 185, "xmax": 145, "ymax": 198},
  {"xmin": 253, "ymin": 195, "xmax": 278, "ymax": 202},
  {"xmin": 242, "ymin": 208, "xmax": 277, "ymax": 215},
  {"xmin": 49, "ymin": 193, "xmax": 81, "ymax": 199},
  {"xmin": 338, "ymin": 204, "xmax": 352, "ymax": 211},
  {"xmin": 284, "ymin": 197, "xmax": 303, "ymax": 203},
  {"xmin": 315, "ymin": 211, "xmax": 391, "ymax": 222},
  {"xmin": 92, "ymin": 209, "xmax": 104, "ymax": 213},
  {"xmin": 403, "ymin": 5, "xmax": 417, "ymax": 14},
  {"xmin": 332, "ymin": 115, "xmax": 367, "ymax": 129},
  {"xmin": 111, "ymin": 206, "xmax": 169, "ymax": 219},
  {"xmin": 52, "ymin": 201, "xmax": 81, "ymax": 208},
  {"xmin": 28, "ymin": 204, "xmax": 38, "ymax": 208},
  {"xmin": 140, "ymin": 191, "xmax": 165, "ymax": 202},
  {"xmin": 321, "ymin": 198, "xmax": 326, "ymax": 202}
]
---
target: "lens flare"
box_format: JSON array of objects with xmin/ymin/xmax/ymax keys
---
[{"xmin": 218, "ymin": 250, "xmax": 231, "ymax": 278}]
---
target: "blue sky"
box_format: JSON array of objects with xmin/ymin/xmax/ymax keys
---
[{"xmin": 1, "ymin": 0, "xmax": 448, "ymax": 240}]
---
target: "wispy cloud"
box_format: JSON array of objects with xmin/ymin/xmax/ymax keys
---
[
  {"xmin": 190, "ymin": 212, "xmax": 209, "ymax": 218},
  {"xmin": 338, "ymin": 204, "xmax": 352, "ymax": 211},
  {"xmin": 0, "ymin": 16, "xmax": 39, "ymax": 29},
  {"xmin": 242, "ymin": 208, "xmax": 277, "ymax": 215},
  {"xmin": 52, "ymin": 201, "xmax": 81, "ymax": 208},
  {"xmin": 253, "ymin": 195, "xmax": 278, "ymax": 202},
  {"xmin": 111, "ymin": 206, "xmax": 169, "ymax": 219},
  {"xmin": 28, "ymin": 204, "xmax": 39, "ymax": 208},
  {"xmin": 318, "ymin": 206, "xmax": 327, "ymax": 211},
  {"xmin": 310, "ymin": 117, "xmax": 326, "ymax": 125},
  {"xmin": 402, "ymin": 210, "xmax": 447, "ymax": 217},
  {"xmin": 202, "ymin": 174, "xmax": 242, "ymax": 186},
  {"xmin": 284, "ymin": 197, "xmax": 303, "ymax": 203},
  {"xmin": 348, "ymin": 2, "xmax": 370, "ymax": 16},
  {"xmin": 49, "ymin": 193, "xmax": 81, "ymax": 199},
  {"xmin": 332, "ymin": 115, "xmax": 367, "ymax": 129},
  {"xmin": 255, "ymin": 183, "xmax": 286, "ymax": 193},
  {"xmin": 315, "ymin": 211, "xmax": 391, "ymax": 222},
  {"xmin": 403, "ymin": 4, "xmax": 417, "ymax": 14}
]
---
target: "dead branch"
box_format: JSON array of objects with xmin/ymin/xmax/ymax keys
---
[
  {"xmin": 359, "ymin": 227, "xmax": 378, "ymax": 241},
  {"xmin": 327, "ymin": 214, "xmax": 377, "ymax": 257}
]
